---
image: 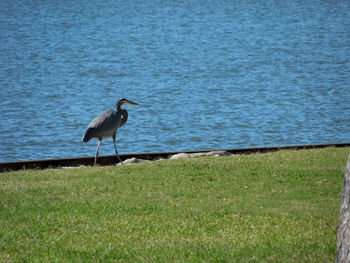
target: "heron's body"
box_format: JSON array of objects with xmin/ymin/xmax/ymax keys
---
[
  {"xmin": 82, "ymin": 98, "xmax": 139, "ymax": 166},
  {"xmin": 83, "ymin": 110, "xmax": 122, "ymax": 142}
]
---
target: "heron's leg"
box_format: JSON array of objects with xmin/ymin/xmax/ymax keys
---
[
  {"xmin": 112, "ymin": 133, "xmax": 123, "ymax": 164},
  {"xmin": 94, "ymin": 139, "xmax": 102, "ymax": 166}
]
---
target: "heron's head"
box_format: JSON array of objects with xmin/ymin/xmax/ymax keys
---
[{"xmin": 117, "ymin": 98, "xmax": 140, "ymax": 107}]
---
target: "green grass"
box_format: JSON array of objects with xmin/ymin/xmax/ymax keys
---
[{"xmin": 0, "ymin": 147, "xmax": 349, "ymax": 262}]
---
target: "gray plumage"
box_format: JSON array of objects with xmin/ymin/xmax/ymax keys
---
[
  {"xmin": 82, "ymin": 98, "xmax": 139, "ymax": 166},
  {"xmin": 82, "ymin": 110, "xmax": 122, "ymax": 143}
]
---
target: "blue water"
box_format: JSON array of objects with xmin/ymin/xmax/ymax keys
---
[{"xmin": 1, "ymin": 1, "xmax": 349, "ymax": 162}]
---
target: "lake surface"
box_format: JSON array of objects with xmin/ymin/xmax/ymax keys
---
[{"xmin": 1, "ymin": 0, "xmax": 349, "ymax": 162}]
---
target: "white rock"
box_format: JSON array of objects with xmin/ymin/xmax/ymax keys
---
[
  {"xmin": 170, "ymin": 151, "xmax": 231, "ymax": 160},
  {"xmin": 169, "ymin": 153, "xmax": 190, "ymax": 160},
  {"xmin": 118, "ymin": 157, "xmax": 150, "ymax": 165},
  {"xmin": 210, "ymin": 151, "xmax": 231, "ymax": 157}
]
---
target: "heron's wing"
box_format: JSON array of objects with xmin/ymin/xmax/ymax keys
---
[{"xmin": 82, "ymin": 110, "xmax": 122, "ymax": 142}]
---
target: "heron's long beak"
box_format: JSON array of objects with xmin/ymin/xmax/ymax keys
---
[{"xmin": 124, "ymin": 99, "xmax": 140, "ymax": 106}]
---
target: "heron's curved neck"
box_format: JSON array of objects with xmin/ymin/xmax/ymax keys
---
[{"xmin": 117, "ymin": 104, "xmax": 128, "ymax": 127}]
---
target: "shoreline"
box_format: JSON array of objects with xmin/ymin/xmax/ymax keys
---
[{"xmin": 1, "ymin": 142, "xmax": 350, "ymax": 172}]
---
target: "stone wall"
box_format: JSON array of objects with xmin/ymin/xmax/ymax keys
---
[{"xmin": 336, "ymin": 153, "xmax": 350, "ymax": 263}]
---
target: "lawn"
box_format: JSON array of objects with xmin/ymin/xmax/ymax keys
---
[{"xmin": 0, "ymin": 147, "xmax": 349, "ymax": 262}]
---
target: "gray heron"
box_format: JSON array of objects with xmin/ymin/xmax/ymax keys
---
[{"xmin": 82, "ymin": 98, "xmax": 140, "ymax": 166}]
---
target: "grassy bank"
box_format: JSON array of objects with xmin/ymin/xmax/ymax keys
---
[{"xmin": 1, "ymin": 147, "xmax": 349, "ymax": 262}]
